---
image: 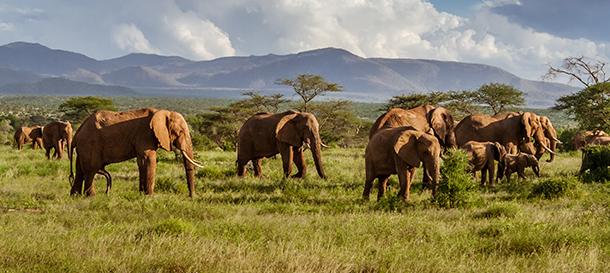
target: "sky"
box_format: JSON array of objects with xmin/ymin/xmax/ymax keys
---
[{"xmin": 0, "ymin": 0, "xmax": 608, "ymax": 81}]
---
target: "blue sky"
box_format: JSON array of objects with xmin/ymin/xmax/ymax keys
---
[{"xmin": 0, "ymin": 0, "xmax": 608, "ymax": 81}]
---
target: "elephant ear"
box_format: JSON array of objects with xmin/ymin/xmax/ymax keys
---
[
  {"xmin": 276, "ymin": 113, "xmax": 302, "ymax": 147},
  {"xmin": 394, "ymin": 132, "xmax": 421, "ymax": 167},
  {"xmin": 491, "ymin": 142, "xmax": 505, "ymax": 161},
  {"xmin": 150, "ymin": 110, "xmax": 172, "ymax": 151},
  {"xmin": 520, "ymin": 112, "xmax": 536, "ymax": 139},
  {"xmin": 429, "ymin": 107, "xmax": 453, "ymax": 144}
]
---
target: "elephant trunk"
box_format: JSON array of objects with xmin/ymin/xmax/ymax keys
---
[
  {"xmin": 426, "ymin": 156, "xmax": 441, "ymax": 197},
  {"xmin": 309, "ymin": 133, "xmax": 326, "ymax": 179},
  {"xmin": 547, "ymin": 139, "xmax": 557, "ymax": 162},
  {"xmin": 181, "ymin": 146, "xmax": 196, "ymax": 198}
]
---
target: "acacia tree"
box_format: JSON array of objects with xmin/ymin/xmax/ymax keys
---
[
  {"xmin": 473, "ymin": 83, "xmax": 524, "ymax": 115},
  {"xmin": 544, "ymin": 56, "xmax": 609, "ymax": 87},
  {"xmin": 276, "ymin": 74, "xmax": 342, "ymax": 112},
  {"xmin": 554, "ymin": 82, "xmax": 610, "ymax": 132},
  {"xmin": 385, "ymin": 91, "xmax": 478, "ymax": 119},
  {"xmin": 58, "ymin": 96, "xmax": 116, "ymax": 123}
]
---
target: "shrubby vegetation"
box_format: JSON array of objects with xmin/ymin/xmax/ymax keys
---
[
  {"xmin": 579, "ymin": 145, "xmax": 610, "ymax": 182},
  {"xmin": 434, "ymin": 149, "xmax": 479, "ymax": 208}
]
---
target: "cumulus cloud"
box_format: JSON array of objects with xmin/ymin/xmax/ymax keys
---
[
  {"xmin": 0, "ymin": 22, "xmax": 14, "ymax": 32},
  {"xmin": 0, "ymin": 0, "xmax": 608, "ymax": 80},
  {"xmin": 112, "ymin": 23, "xmax": 158, "ymax": 54}
]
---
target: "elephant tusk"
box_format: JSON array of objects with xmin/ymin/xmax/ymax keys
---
[
  {"xmin": 320, "ymin": 142, "xmax": 329, "ymax": 148},
  {"xmin": 540, "ymin": 143, "xmax": 556, "ymax": 155},
  {"xmin": 552, "ymin": 137, "xmax": 563, "ymax": 144},
  {"xmin": 181, "ymin": 150, "xmax": 204, "ymax": 168}
]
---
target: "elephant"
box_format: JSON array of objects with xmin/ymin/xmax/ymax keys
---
[
  {"xmin": 589, "ymin": 135, "xmax": 610, "ymax": 146},
  {"xmin": 363, "ymin": 126, "xmax": 441, "ymax": 201},
  {"xmin": 236, "ymin": 110, "xmax": 326, "ymax": 179},
  {"xmin": 369, "ymin": 105, "xmax": 456, "ymax": 148},
  {"xmin": 42, "ymin": 121, "xmax": 73, "ymax": 160},
  {"xmin": 573, "ymin": 130, "xmax": 608, "ymax": 150},
  {"xmin": 497, "ymin": 153, "xmax": 540, "ymax": 183},
  {"xmin": 491, "ymin": 112, "xmax": 560, "ymax": 161},
  {"xmin": 369, "ymin": 105, "xmax": 455, "ymax": 189},
  {"xmin": 455, "ymin": 112, "xmax": 554, "ymax": 157},
  {"xmin": 69, "ymin": 108, "xmax": 202, "ymax": 197},
  {"xmin": 14, "ymin": 126, "xmax": 43, "ymax": 150},
  {"xmin": 461, "ymin": 141, "xmax": 506, "ymax": 188},
  {"xmin": 539, "ymin": 116, "xmax": 561, "ymax": 162}
]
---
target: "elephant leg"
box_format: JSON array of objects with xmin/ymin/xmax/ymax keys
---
[
  {"xmin": 376, "ymin": 175, "xmax": 390, "ymax": 200},
  {"xmin": 488, "ymin": 162, "xmax": 496, "ymax": 188},
  {"xmin": 236, "ymin": 159, "xmax": 248, "ymax": 177},
  {"xmin": 252, "ymin": 159, "xmax": 263, "ymax": 177},
  {"xmin": 45, "ymin": 146, "xmax": 51, "ymax": 160},
  {"xmin": 292, "ymin": 147, "xmax": 306, "ymax": 178},
  {"xmin": 70, "ymin": 160, "xmax": 85, "ymax": 195},
  {"xmin": 55, "ymin": 141, "xmax": 63, "ymax": 159},
  {"xmin": 278, "ymin": 144, "xmax": 293, "ymax": 178},
  {"xmin": 480, "ymin": 168, "xmax": 487, "ymax": 187},
  {"xmin": 142, "ymin": 150, "xmax": 157, "ymax": 195},
  {"xmin": 36, "ymin": 138, "xmax": 43, "ymax": 150},
  {"xmin": 396, "ymin": 165, "xmax": 413, "ymax": 201},
  {"xmin": 83, "ymin": 170, "xmax": 97, "ymax": 197},
  {"xmin": 363, "ymin": 174, "xmax": 375, "ymax": 200},
  {"xmin": 137, "ymin": 155, "xmax": 147, "ymax": 192}
]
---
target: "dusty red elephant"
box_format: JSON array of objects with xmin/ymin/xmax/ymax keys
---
[{"xmin": 69, "ymin": 108, "xmax": 202, "ymax": 197}]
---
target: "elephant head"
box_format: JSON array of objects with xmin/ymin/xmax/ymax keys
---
[
  {"xmin": 394, "ymin": 132, "xmax": 441, "ymax": 196},
  {"xmin": 276, "ymin": 111, "xmax": 326, "ymax": 179},
  {"xmin": 525, "ymin": 154, "xmax": 541, "ymax": 177},
  {"xmin": 520, "ymin": 112, "xmax": 554, "ymax": 156},
  {"xmin": 539, "ymin": 116, "xmax": 560, "ymax": 162},
  {"xmin": 150, "ymin": 110, "xmax": 201, "ymax": 197},
  {"xmin": 428, "ymin": 106, "xmax": 457, "ymax": 149}
]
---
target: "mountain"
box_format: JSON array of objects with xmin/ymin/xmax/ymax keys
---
[
  {"xmin": 0, "ymin": 77, "xmax": 137, "ymax": 96},
  {"xmin": 102, "ymin": 66, "xmax": 183, "ymax": 87},
  {"xmin": 0, "ymin": 41, "xmax": 578, "ymax": 107},
  {"xmin": 0, "ymin": 68, "xmax": 41, "ymax": 85}
]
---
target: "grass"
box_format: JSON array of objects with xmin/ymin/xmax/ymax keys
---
[{"xmin": 1, "ymin": 145, "xmax": 610, "ymax": 272}]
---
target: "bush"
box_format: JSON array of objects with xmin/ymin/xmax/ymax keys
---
[
  {"xmin": 434, "ymin": 149, "xmax": 479, "ymax": 208},
  {"xmin": 530, "ymin": 177, "xmax": 579, "ymax": 199},
  {"xmin": 557, "ymin": 127, "xmax": 579, "ymax": 151},
  {"xmin": 580, "ymin": 145, "xmax": 610, "ymax": 183}
]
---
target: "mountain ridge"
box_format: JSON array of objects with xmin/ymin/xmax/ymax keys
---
[{"xmin": 0, "ymin": 41, "xmax": 578, "ymax": 107}]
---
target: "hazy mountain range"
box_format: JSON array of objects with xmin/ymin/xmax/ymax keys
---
[{"xmin": 0, "ymin": 41, "xmax": 577, "ymax": 107}]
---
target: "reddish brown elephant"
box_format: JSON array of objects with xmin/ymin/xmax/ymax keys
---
[
  {"xmin": 69, "ymin": 108, "xmax": 201, "ymax": 197},
  {"xmin": 14, "ymin": 126, "xmax": 44, "ymax": 150},
  {"xmin": 364, "ymin": 126, "xmax": 441, "ymax": 201},
  {"xmin": 237, "ymin": 110, "xmax": 326, "ymax": 179},
  {"xmin": 461, "ymin": 141, "xmax": 506, "ymax": 188},
  {"xmin": 573, "ymin": 130, "xmax": 608, "ymax": 150},
  {"xmin": 455, "ymin": 112, "xmax": 553, "ymax": 156},
  {"xmin": 43, "ymin": 121, "xmax": 73, "ymax": 160}
]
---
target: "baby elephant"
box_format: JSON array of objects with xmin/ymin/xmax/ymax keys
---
[
  {"xmin": 461, "ymin": 141, "xmax": 506, "ymax": 188},
  {"xmin": 364, "ymin": 126, "xmax": 441, "ymax": 201},
  {"xmin": 497, "ymin": 153, "xmax": 540, "ymax": 183}
]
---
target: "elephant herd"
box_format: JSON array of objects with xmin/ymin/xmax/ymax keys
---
[{"xmin": 10, "ymin": 106, "xmax": 606, "ymax": 201}]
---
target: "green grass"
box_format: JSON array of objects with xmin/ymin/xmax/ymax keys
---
[{"xmin": 1, "ymin": 145, "xmax": 610, "ymax": 272}]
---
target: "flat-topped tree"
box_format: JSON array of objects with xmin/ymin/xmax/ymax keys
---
[{"xmin": 276, "ymin": 74, "xmax": 342, "ymax": 112}]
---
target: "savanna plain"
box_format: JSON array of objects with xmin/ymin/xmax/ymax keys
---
[{"xmin": 1, "ymin": 144, "xmax": 609, "ymax": 272}]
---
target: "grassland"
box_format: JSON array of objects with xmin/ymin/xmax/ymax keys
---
[{"xmin": 0, "ymin": 144, "xmax": 609, "ymax": 272}]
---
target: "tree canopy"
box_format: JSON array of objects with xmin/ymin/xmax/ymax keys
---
[
  {"xmin": 473, "ymin": 83, "xmax": 525, "ymax": 115},
  {"xmin": 554, "ymin": 82, "xmax": 610, "ymax": 132},
  {"xmin": 544, "ymin": 56, "xmax": 609, "ymax": 87},
  {"xmin": 58, "ymin": 96, "xmax": 116, "ymax": 123},
  {"xmin": 276, "ymin": 74, "xmax": 342, "ymax": 112}
]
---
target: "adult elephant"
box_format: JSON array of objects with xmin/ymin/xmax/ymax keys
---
[
  {"xmin": 69, "ymin": 108, "xmax": 202, "ymax": 197},
  {"xmin": 364, "ymin": 126, "xmax": 441, "ymax": 201},
  {"xmin": 573, "ymin": 130, "xmax": 608, "ymax": 150},
  {"xmin": 369, "ymin": 105, "xmax": 456, "ymax": 148},
  {"xmin": 14, "ymin": 126, "xmax": 43, "ymax": 150},
  {"xmin": 237, "ymin": 110, "xmax": 326, "ymax": 179},
  {"xmin": 538, "ymin": 116, "xmax": 561, "ymax": 162},
  {"xmin": 455, "ymin": 112, "xmax": 554, "ymax": 156},
  {"xmin": 43, "ymin": 121, "xmax": 73, "ymax": 160},
  {"xmin": 589, "ymin": 135, "xmax": 610, "ymax": 145}
]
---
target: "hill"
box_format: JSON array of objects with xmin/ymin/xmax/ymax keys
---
[{"xmin": 0, "ymin": 42, "xmax": 578, "ymax": 107}]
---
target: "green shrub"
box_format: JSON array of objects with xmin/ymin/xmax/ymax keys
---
[
  {"xmin": 580, "ymin": 145, "xmax": 610, "ymax": 183},
  {"xmin": 557, "ymin": 127, "xmax": 579, "ymax": 151},
  {"xmin": 530, "ymin": 177, "xmax": 579, "ymax": 199},
  {"xmin": 434, "ymin": 149, "xmax": 478, "ymax": 208}
]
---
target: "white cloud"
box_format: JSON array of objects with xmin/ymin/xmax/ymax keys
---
[
  {"xmin": 112, "ymin": 23, "xmax": 158, "ymax": 54},
  {"xmin": 0, "ymin": 22, "xmax": 14, "ymax": 32}
]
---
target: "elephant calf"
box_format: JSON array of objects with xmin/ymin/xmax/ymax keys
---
[
  {"xmin": 364, "ymin": 126, "xmax": 441, "ymax": 201},
  {"xmin": 461, "ymin": 141, "xmax": 506, "ymax": 188},
  {"xmin": 497, "ymin": 153, "xmax": 540, "ymax": 183}
]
